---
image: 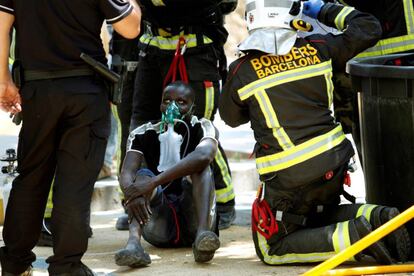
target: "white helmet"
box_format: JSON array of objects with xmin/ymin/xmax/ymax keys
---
[{"xmin": 245, "ymin": 0, "xmax": 303, "ymax": 33}]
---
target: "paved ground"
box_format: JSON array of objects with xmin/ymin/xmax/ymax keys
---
[{"xmin": 0, "ymin": 112, "xmax": 393, "ymax": 276}]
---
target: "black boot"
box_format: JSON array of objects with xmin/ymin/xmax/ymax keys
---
[
  {"xmin": 49, "ymin": 262, "xmax": 96, "ymax": 276},
  {"xmin": 115, "ymin": 214, "xmax": 129, "ymax": 231},
  {"xmin": 1, "ymin": 267, "xmax": 32, "ymax": 276},
  {"xmin": 350, "ymin": 216, "xmax": 393, "ymax": 264},
  {"xmin": 217, "ymin": 205, "xmax": 236, "ymax": 230},
  {"xmin": 371, "ymin": 206, "xmax": 411, "ymax": 262}
]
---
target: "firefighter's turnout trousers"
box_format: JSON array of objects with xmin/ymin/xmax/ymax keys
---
[{"xmin": 252, "ymin": 164, "xmax": 392, "ymax": 265}]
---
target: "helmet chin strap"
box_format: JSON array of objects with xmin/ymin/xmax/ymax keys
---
[{"xmin": 290, "ymin": 19, "xmax": 314, "ymax": 32}]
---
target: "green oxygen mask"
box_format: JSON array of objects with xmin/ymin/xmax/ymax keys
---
[{"xmin": 162, "ymin": 101, "xmax": 181, "ymax": 125}]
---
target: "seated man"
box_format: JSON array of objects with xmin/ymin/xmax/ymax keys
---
[
  {"xmin": 219, "ymin": 0, "xmax": 410, "ymax": 265},
  {"xmin": 115, "ymin": 81, "xmax": 220, "ymax": 267}
]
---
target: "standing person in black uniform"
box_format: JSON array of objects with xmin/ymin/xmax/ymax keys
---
[
  {"xmin": 131, "ymin": 0, "xmax": 237, "ymax": 229},
  {"xmin": 220, "ymin": 0, "xmax": 411, "ymax": 265},
  {"xmin": 116, "ymin": 81, "xmax": 220, "ymax": 267},
  {"xmin": 0, "ymin": 1, "xmax": 141, "ymax": 275}
]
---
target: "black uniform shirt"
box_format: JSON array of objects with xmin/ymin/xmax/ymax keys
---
[
  {"xmin": 128, "ymin": 116, "xmax": 217, "ymax": 193},
  {"xmin": 129, "ymin": 116, "xmax": 217, "ymax": 174},
  {"xmin": 0, "ymin": 0, "xmax": 132, "ymax": 70}
]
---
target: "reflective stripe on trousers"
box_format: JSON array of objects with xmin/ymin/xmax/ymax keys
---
[
  {"xmin": 255, "ymin": 231, "xmax": 336, "ymax": 264},
  {"xmin": 214, "ymin": 149, "xmax": 234, "ymax": 203},
  {"xmin": 332, "ymin": 221, "xmax": 356, "ymax": 261},
  {"xmin": 356, "ymin": 204, "xmax": 378, "ymax": 222}
]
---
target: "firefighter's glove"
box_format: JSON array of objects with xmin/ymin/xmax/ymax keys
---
[{"xmin": 303, "ymin": 0, "xmax": 325, "ymax": 19}]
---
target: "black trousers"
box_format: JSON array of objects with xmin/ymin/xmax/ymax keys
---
[
  {"xmin": 142, "ymin": 176, "xmax": 217, "ymax": 247},
  {"xmin": 131, "ymin": 42, "xmax": 234, "ymax": 206},
  {"xmin": 110, "ymin": 34, "xmax": 140, "ymax": 173},
  {"xmin": 116, "ymin": 68, "xmax": 136, "ymax": 173},
  {"xmin": 0, "ymin": 77, "xmax": 110, "ymax": 274}
]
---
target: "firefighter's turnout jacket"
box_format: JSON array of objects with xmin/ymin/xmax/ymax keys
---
[
  {"xmin": 339, "ymin": 0, "xmax": 414, "ymax": 57},
  {"xmin": 221, "ymin": 3, "xmax": 381, "ymax": 187},
  {"xmin": 219, "ymin": 3, "xmax": 382, "ymax": 264}
]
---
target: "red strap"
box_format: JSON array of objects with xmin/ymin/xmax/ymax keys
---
[
  {"xmin": 252, "ymin": 197, "xmax": 278, "ymax": 240},
  {"xmin": 167, "ymin": 202, "xmax": 180, "ymax": 244},
  {"xmin": 204, "ymin": 80, "xmax": 213, "ymax": 88},
  {"xmin": 344, "ymin": 171, "xmax": 351, "ymax": 187},
  {"xmin": 163, "ymin": 36, "xmax": 188, "ymax": 88}
]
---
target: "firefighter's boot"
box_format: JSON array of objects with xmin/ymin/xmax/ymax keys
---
[
  {"xmin": 350, "ymin": 216, "xmax": 393, "ymax": 264},
  {"xmin": 371, "ymin": 206, "xmax": 411, "ymax": 262}
]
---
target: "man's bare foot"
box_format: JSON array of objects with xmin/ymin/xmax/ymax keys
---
[
  {"xmin": 114, "ymin": 238, "xmax": 151, "ymax": 267},
  {"xmin": 193, "ymin": 231, "xmax": 220, "ymax": 263}
]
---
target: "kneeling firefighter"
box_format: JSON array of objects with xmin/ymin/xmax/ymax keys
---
[{"xmin": 219, "ymin": 0, "xmax": 411, "ymax": 265}]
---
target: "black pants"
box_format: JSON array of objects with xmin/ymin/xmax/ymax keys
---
[
  {"xmin": 131, "ymin": 42, "xmax": 234, "ymax": 206},
  {"xmin": 143, "ymin": 180, "xmax": 197, "ymax": 247},
  {"xmin": 142, "ymin": 177, "xmax": 217, "ymax": 247},
  {"xmin": 116, "ymin": 68, "xmax": 136, "ymax": 173},
  {"xmin": 110, "ymin": 34, "xmax": 140, "ymax": 173},
  {"xmin": 0, "ymin": 77, "xmax": 110, "ymax": 274}
]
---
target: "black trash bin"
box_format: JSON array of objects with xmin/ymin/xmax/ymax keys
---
[{"xmin": 347, "ymin": 53, "xmax": 414, "ymax": 258}]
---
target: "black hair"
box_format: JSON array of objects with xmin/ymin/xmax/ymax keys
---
[{"xmin": 163, "ymin": 81, "xmax": 195, "ymax": 103}]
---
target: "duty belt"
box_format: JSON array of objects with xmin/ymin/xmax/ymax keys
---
[
  {"xmin": 144, "ymin": 22, "xmax": 203, "ymax": 37},
  {"xmin": 24, "ymin": 67, "xmax": 94, "ymax": 82}
]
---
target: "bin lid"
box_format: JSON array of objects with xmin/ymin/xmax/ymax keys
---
[{"xmin": 346, "ymin": 53, "xmax": 414, "ymax": 79}]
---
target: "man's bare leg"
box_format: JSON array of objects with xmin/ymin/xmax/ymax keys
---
[{"xmin": 191, "ymin": 168, "xmax": 220, "ymax": 263}]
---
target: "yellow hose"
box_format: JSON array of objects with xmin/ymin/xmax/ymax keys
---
[
  {"xmin": 302, "ymin": 205, "xmax": 414, "ymax": 276},
  {"xmin": 321, "ymin": 264, "xmax": 414, "ymax": 275}
]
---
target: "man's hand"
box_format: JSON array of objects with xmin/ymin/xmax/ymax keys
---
[
  {"xmin": 303, "ymin": 0, "xmax": 325, "ymax": 19},
  {"xmin": 124, "ymin": 175, "xmax": 156, "ymax": 201},
  {"xmin": 0, "ymin": 80, "xmax": 21, "ymax": 114},
  {"xmin": 126, "ymin": 196, "xmax": 152, "ymax": 225},
  {"xmin": 123, "ymin": 174, "xmax": 157, "ymax": 225}
]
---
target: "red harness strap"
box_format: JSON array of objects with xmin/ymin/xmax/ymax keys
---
[
  {"xmin": 163, "ymin": 36, "xmax": 188, "ymax": 88},
  {"xmin": 167, "ymin": 202, "xmax": 180, "ymax": 245},
  {"xmin": 251, "ymin": 184, "xmax": 278, "ymax": 240}
]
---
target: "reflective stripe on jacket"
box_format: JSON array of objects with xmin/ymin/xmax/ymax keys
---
[{"xmin": 340, "ymin": 0, "xmax": 414, "ymax": 57}]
